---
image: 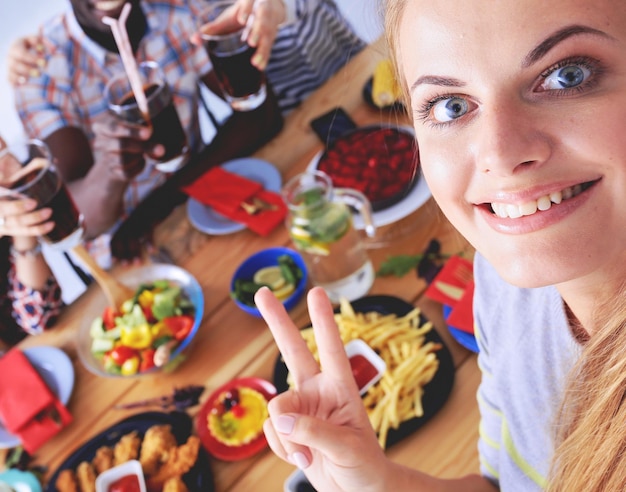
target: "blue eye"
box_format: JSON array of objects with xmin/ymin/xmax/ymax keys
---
[
  {"xmin": 432, "ymin": 97, "xmax": 469, "ymax": 122},
  {"xmin": 542, "ymin": 64, "xmax": 590, "ymax": 90}
]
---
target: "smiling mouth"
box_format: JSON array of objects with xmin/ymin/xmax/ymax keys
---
[{"xmin": 487, "ymin": 180, "xmax": 598, "ymax": 219}]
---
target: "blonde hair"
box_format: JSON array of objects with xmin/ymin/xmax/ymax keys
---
[
  {"xmin": 546, "ymin": 285, "xmax": 626, "ymax": 492},
  {"xmin": 382, "ymin": 1, "xmax": 626, "ymax": 490}
]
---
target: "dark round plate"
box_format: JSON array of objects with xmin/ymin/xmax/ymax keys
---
[
  {"xmin": 312, "ymin": 125, "xmax": 420, "ymax": 212},
  {"xmin": 273, "ymin": 295, "xmax": 455, "ymax": 448},
  {"xmin": 362, "ymin": 77, "xmax": 406, "ymax": 113},
  {"xmin": 44, "ymin": 411, "xmax": 214, "ymax": 492},
  {"xmin": 196, "ymin": 377, "xmax": 277, "ymax": 461}
]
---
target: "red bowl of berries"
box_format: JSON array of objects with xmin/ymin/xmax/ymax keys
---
[{"xmin": 310, "ymin": 123, "xmax": 419, "ymax": 212}]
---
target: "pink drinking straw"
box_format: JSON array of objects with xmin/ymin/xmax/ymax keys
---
[{"xmin": 102, "ymin": 3, "xmax": 151, "ymax": 125}]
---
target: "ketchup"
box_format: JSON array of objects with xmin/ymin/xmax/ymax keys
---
[
  {"xmin": 349, "ymin": 354, "xmax": 378, "ymax": 390},
  {"xmin": 109, "ymin": 474, "xmax": 141, "ymax": 492}
]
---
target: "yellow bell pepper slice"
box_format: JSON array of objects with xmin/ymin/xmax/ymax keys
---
[{"xmin": 120, "ymin": 323, "xmax": 153, "ymax": 350}]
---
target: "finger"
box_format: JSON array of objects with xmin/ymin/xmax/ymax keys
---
[
  {"xmin": 263, "ymin": 418, "xmax": 289, "ymax": 461},
  {"xmin": 236, "ymin": 0, "xmax": 256, "ymax": 25},
  {"xmin": 271, "ymin": 411, "xmax": 375, "ymax": 467},
  {"xmin": 308, "ymin": 287, "xmax": 355, "ymax": 385},
  {"xmin": 255, "ymin": 286, "xmax": 321, "ymax": 386},
  {"xmin": 0, "ymin": 198, "xmax": 38, "ymax": 218},
  {"xmin": 93, "ymin": 119, "xmax": 152, "ymax": 141},
  {"xmin": 266, "ymin": 395, "xmax": 314, "ymax": 469},
  {"xmin": 200, "ymin": 5, "xmax": 243, "ymax": 37}
]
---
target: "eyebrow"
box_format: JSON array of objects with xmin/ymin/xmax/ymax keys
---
[
  {"xmin": 410, "ymin": 75, "xmax": 465, "ymax": 92},
  {"xmin": 523, "ymin": 24, "xmax": 613, "ymax": 67},
  {"xmin": 410, "ymin": 24, "xmax": 613, "ymax": 93}
]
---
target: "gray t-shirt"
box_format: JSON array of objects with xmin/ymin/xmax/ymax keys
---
[{"xmin": 473, "ymin": 253, "xmax": 581, "ymax": 491}]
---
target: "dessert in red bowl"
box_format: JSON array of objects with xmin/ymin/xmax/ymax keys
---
[{"xmin": 313, "ymin": 125, "xmax": 419, "ymax": 211}]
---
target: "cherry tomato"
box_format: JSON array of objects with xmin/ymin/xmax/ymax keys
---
[
  {"xmin": 163, "ymin": 315, "xmax": 194, "ymax": 341},
  {"xmin": 109, "ymin": 346, "xmax": 138, "ymax": 365},
  {"xmin": 139, "ymin": 348, "xmax": 156, "ymax": 372},
  {"xmin": 103, "ymin": 306, "xmax": 120, "ymax": 330}
]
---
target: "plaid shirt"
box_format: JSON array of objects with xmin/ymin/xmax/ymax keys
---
[{"xmin": 14, "ymin": 0, "xmax": 211, "ymax": 268}]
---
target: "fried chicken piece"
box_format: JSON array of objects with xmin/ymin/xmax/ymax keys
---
[
  {"xmin": 162, "ymin": 476, "xmax": 189, "ymax": 492},
  {"xmin": 76, "ymin": 461, "xmax": 96, "ymax": 492},
  {"xmin": 92, "ymin": 445, "xmax": 115, "ymax": 475},
  {"xmin": 55, "ymin": 469, "xmax": 79, "ymax": 492},
  {"xmin": 139, "ymin": 424, "xmax": 178, "ymax": 475},
  {"xmin": 145, "ymin": 436, "xmax": 200, "ymax": 490},
  {"xmin": 113, "ymin": 430, "xmax": 141, "ymax": 465}
]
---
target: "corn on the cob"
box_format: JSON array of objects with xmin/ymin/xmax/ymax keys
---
[{"xmin": 372, "ymin": 59, "xmax": 401, "ymax": 108}]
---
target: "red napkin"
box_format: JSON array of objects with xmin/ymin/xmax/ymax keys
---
[
  {"xmin": 181, "ymin": 166, "xmax": 287, "ymax": 236},
  {"xmin": 0, "ymin": 348, "xmax": 73, "ymax": 454},
  {"xmin": 424, "ymin": 255, "xmax": 474, "ymax": 306}
]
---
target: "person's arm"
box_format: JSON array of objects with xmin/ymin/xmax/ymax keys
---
[
  {"xmin": 6, "ymin": 35, "xmax": 46, "ymax": 86},
  {"xmin": 191, "ymin": 0, "xmax": 286, "ymax": 70},
  {"xmin": 256, "ymin": 287, "xmax": 497, "ymax": 492},
  {"xmin": 44, "ymin": 115, "xmax": 157, "ymax": 240},
  {"xmin": 0, "ymin": 175, "xmax": 62, "ymax": 333}
]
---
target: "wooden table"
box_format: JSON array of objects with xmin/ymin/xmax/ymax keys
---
[{"xmin": 12, "ymin": 38, "xmax": 481, "ymax": 491}]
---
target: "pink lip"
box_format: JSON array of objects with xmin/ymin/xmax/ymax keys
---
[{"xmin": 477, "ymin": 181, "xmax": 596, "ymax": 234}]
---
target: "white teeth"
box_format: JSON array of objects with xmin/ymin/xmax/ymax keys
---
[
  {"xmin": 549, "ymin": 191, "xmax": 562, "ymax": 204},
  {"xmin": 95, "ymin": 0, "xmax": 125, "ymax": 10},
  {"xmin": 490, "ymin": 185, "xmax": 583, "ymax": 219},
  {"xmin": 537, "ymin": 195, "xmax": 552, "ymax": 211}
]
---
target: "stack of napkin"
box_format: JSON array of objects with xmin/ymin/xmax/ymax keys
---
[
  {"xmin": 182, "ymin": 167, "xmax": 287, "ymax": 236},
  {"xmin": 0, "ymin": 349, "xmax": 72, "ymax": 454},
  {"xmin": 424, "ymin": 256, "xmax": 474, "ymax": 334}
]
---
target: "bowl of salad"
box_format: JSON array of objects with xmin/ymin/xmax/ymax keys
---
[{"xmin": 77, "ymin": 263, "xmax": 204, "ymax": 378}]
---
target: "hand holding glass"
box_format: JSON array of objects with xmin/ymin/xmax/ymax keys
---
[
  {"xmin": 0, "ymin": 139, "xmax": 84, "ymax": 250},
  {"xmin": 105, "ymin": 61, "xmax": 189, "ymax": 173},
  {"xmin": 198, "ymin": 0, "xmax": 267, "ymax": 111}
]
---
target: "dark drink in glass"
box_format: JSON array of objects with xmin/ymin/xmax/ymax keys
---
[
  {"xmin": 199, "ymin": 1, "xmax": 267, "ymax": 111},
  {"xmin": 0, "ymin": 140, "xmax": 84, "ymax": 249},
  {"xmin": 118, "ymin": 83, "xmax": 188, "ymax": 164},
  {"xmin": 106, "ymin": 61, "xmax": 190, "ymax": 173},
  {"xmin": 205, "ymin": 39, "xmax": 266, "ymax": 99}
]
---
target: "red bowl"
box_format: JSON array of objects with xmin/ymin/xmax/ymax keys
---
[{"xmin": 312, "ymin": 125, "xmax": 419, "ymax": 211}]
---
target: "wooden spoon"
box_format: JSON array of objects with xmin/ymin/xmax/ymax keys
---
[{"xmin": 72, "ymin": 244, "xmax": 135, "ymax": 308}]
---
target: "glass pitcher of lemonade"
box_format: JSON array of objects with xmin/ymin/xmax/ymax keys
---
[{"xmin": 282, "ymin": 171, "xmax": 376, "ymax": 303}]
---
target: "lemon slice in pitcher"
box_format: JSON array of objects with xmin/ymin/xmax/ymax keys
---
[{"xmin": 253, "ymin": 266, "xmax": 286, "ymax": 290}]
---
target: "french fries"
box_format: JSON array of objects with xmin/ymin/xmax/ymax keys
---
[{"xmin": 288, "ymin": 298, "xmax": 441, "ymax": 448}]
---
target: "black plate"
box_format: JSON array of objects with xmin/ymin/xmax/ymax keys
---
[
  {"xmin": 44, "ymin": 411, "xmax": 214, "ymax": 492},
  {"xmin": 362, "ymin": 77, "xmax": 406, "ymax": 113},
  {"xmin": 273, "ymin": 295, "xmax": 455, "ymax": 448}
]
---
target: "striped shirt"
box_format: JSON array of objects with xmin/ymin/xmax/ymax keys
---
[
  {"xmin": 262, "ymin": 0, "xmax": 366, "ymax": 113},
  {"xmin": 473, "ymin": 253, "xmax": 581, "ymax": 491}
]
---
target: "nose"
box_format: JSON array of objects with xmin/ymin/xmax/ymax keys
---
[{"xmin": 473, "ymin": 97, "xmax": 552, "ymax": 177}]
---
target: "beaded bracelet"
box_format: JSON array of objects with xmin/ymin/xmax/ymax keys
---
[{"xmin": 10, "ymin": 242, "xmax": 43, "ymax": 260}]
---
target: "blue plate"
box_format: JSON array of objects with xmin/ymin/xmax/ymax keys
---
[
  {"xmin": 443, "ymin": 305, "xmax": 479, "ymax": 353},
  {"xmin": 0, "ymin": 469, "xmax": 42, "ymax": 492},
  {"xmin": 187, "ymin": 158, "xmax": 282, "ymax": 235},
  {"xmin": 0, "ymin": 346, "xmax": 75, "ymax": 449}
]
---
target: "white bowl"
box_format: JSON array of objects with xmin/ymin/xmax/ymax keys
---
[
  {"xmin": 95, "ymin": 460, "xmax": 146, "ymax": 492},
  {"xmin": 345, "ymin": 339, "xmax": 386, "ymax": 395}
]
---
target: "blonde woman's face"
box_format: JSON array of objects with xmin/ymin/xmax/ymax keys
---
[{"xmin": 398, "ymin": 0, "xmax": 626, "ymax": 289}]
